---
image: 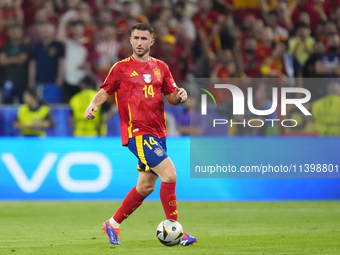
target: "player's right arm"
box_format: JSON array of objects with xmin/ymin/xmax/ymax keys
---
[
  {"xmin": 84, "ymin": 89, "xmax": 109, "ymax": 120},
  {"xmin": 85, "ymin": 61, "xmax": 121, "ymax": 119}
]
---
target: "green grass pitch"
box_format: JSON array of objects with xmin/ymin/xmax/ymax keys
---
[{"xmin": 0, "ymin": 201, "xmax": 339, "ymax": 255}]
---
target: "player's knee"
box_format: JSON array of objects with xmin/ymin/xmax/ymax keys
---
[
  {"xmin": 144, "ymin": 184, "xmax": 155, "ymax": 195},
  {"xmin": 139, "ymin": 184, "xmax": 155, "ymax": 196},
  {"xmin": 164, "ymin": 171, "xmax": 177, "ymax": 183}
]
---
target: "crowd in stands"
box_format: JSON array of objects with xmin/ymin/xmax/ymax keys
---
[{"xmin": 0, "ymin": 0, "xmax": 340, "ymax": 136}]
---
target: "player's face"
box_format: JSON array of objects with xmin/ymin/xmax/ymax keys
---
[{"xmin": 130, "ymin": 29, "xmax": 154, "ymax": 57}]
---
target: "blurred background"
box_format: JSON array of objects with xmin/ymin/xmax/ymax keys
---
[
  {"xmin": 0, "ymin": 0, "xmax": 340, "ymax": 201},
  {"xmin": 0, "ymin": 0, "xmax": 340, "ymax": 137}
]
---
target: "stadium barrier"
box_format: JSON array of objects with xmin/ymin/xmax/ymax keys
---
[{"xmin": 0, "ymin": 137, "xmax": 339, "ymax": 200}]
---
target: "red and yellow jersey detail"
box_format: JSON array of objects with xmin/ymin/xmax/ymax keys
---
[
  {"xmin": 100, "ymin": 56, "xmax": 177, "ymax": 146},
  {"xmin": 128, "ymin": 103, "xmax": 132, "ymax": 138}
]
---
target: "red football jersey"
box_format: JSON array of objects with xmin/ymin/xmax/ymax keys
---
[{"xmin": 100, "ymin": 56, "xmax": 177, "ymax": 146}]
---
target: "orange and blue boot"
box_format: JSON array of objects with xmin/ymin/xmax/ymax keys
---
[
  {"xmin": 180, "ymin": 232, "xmax": 197, "ymax": 246},
  {"xmin": 102, "ymin": 220, "xmax": 123, "ymax": 245}
]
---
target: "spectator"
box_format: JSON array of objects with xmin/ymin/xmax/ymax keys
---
[
  {"xmin": 156, "ymin": 34, "xmax": 181, "ymax": 82},
  {"xmin": 260, "ymin": 0, "xmax": 293, "ymax": 31},
  {"xmin": 219, "ymin": 13, "xmax": 234, "ymax": 51},
  {"xmin": 57, "ymin": 11, "xmax": 89, "ymax": 100},
  {"xmin": 264, "ymin": 10, "xmax": 289, "ymax": 38},
  {"xmin": 291, "ymin": 0, "xmax": 330, "ymax": 33},
  {"xmin": 303, "ymin": 40, "xmax": 325, "ymax": 78},
  {"xmin": 242, "ymin": 37, "xmax": 261, "ymax": 78},
  {"xmin": 0, "ymin": 24, "xmax": 29, "ymax": 104},
  {"xmin": 26, "ymin": 8, "xmax": 49, "ymax": 46},
  {"xmin": 211, "ymin": 49, "xmax": 234, "ymax": 79},
  {"xmin": 29, "ymin": 22, "xmax": 65, "ymax": 103},
  {"xmin": 315, "ymin": 33, "xmax": 340, "ymax": 78},
  {"xmin": 158, "ymin": 8, "xmax": 174, "ymax": 33},
  {"xmin": 192, "ymin": 0, "xmax": 221, "ymax": 54},
  {"xmin": 78, "ymin": 1, "xmax": 97, "ymax": 50},
  {"xmin": 169, "ymin": 1, "xmax": 196, "ymax": 42},
  {"xmin": 303, "ymin": 40, "xmax": 326, "ymax": 101},
  {"xmin": 173, "ymin": 23, "xmax": 193, "ymax": 81},
  {"xmin": 256, "ymin": 26, "xmax": 274, "ymax": 62},
  {"xmin": 0, "ymin": 0, "xmax": 23, "ymax": 31},
  {"xmin": 252, "ymin": 19, "xmax": 265, "ymax": 42},
  {"xmin": 21, "ymin": 0, "xmax": 44, "ymax": 28},
  {"xmin": 212, "ymin": 49, "xmax": 244, "ymax": 80},
  {"xmin": 115, "ymin": 1, "xmax": 149, "ymax": 35},
  {"xmin": 312, "ymin": 82, "xmax": 340, "ymax": 136},
  {"xmin": 43, "ymin": 0, "xmax": 59, "ymax": 25},
  {"xmin": 94, "ymin": 23, "xmax": 120, "ymax": 81},
  {"xmin": 262, "ymin": 37, "xmax": 302, "ymax": 79},
  {"xmin": 289, "ymin": 22, "xmax": 315, "ymax": 66},
  {"xmin": 298, "ymin": 12, "xmax": 311, "ymax": 27},
  {"xmin": 69, "ymin": 76, "xmax": 106, "ymax": 137},
  {"xmin": 12, "ymin": 89, "xmax": 54, "ymax": 137},
  {"xmin": 240, "ymin": 13, "xmax": 257, "ymax": 40},
  {"xmin": 330, "ymin": 6, "xmax": 340, "ymax": 23},
  {"xmin": 314, "ymin": 20, "xmax": 327, "ymax": 43},
  {"xmin": 325, "ymin": 20, "xmax": 338, "ymax": 35},
  {"xmin": 97, "ymin": 8, "xmax": 114, "ymax": 28}
]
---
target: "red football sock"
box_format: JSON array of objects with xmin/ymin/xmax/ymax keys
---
[
  {"xmin": 113, "ymin": 186, "xmax": 146, "ymax": 224},
  {"xmin": 160, "ymin": 182, "xmax": 178, "ymax": 221}
]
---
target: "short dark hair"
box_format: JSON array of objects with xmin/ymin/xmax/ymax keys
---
[{"xmin": 131, "ymin": 23, "xmax": 154, "ymax": 35}]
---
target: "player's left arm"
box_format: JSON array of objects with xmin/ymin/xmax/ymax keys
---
[
  {"xmin": 165, "ymin": 87, "xmax": 187, "ymax": 105},
  {"xmin": 162, "ymin": 62, "xmax": 187, "ymax": 105}
]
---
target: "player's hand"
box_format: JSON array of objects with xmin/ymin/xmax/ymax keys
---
[
  {"xmin": 85, "ymin": 104, "xmax": 98, "ymax": 120},
  {"xmin": 176, "ymin": 87, "xmax": 187, "ymax": 102}
]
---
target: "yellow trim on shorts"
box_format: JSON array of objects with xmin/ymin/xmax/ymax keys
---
[{"xmin": 135, "ymin": 135, "xmax": 150, "ymax": 171}]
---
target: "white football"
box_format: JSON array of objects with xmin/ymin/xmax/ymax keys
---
[{"xmin": 156, "ymin": 219, "xmax": 183, "ymax": 246}]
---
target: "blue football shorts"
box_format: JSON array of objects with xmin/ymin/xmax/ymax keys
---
[{"xmin": 128, "ymin": 134, "xmax": 168, "ymax": 175}]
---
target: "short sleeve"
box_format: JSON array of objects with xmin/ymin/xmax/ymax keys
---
[
  {"xmin": 100, "ymin": 63, "xmax": 121, "ymax": 95},
  {"xmin": 161, "ymin": 62, "xmax": 177, "ymax": 96}
]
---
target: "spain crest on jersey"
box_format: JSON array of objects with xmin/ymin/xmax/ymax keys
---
[
  {"xmin": 153, "ymin": 67, "xmax": 162, "ymax": 82},
  {"xmin": 143, "ymin": 74, "xmax": 151, "ymax": 83},
  {"xmin": 154, "ymin": 148, "xmax": 164, "ymax": 157}
]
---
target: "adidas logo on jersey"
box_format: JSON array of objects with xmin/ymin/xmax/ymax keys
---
[{"xmin": 130, "ymin": 71, "xmax": 139, "ymax": 77}]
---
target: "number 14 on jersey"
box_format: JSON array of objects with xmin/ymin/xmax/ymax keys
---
[{"xmin": 143, "ymin": 85, "xmax": 155, "ymax": 98}]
